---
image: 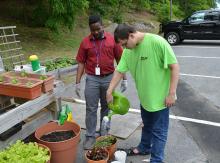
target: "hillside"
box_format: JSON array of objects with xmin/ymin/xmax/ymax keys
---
[{"xmin": 0, "ymin": 11, "xmax": 159, "ymax": 62}]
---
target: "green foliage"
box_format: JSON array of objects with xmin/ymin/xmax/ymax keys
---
[
  {"xmin": 44, "ymin": 57, "xmax": 77, "ymax": 71},
  {"xmin": 94, "ymin": 135, "xmax": 116, "ymax": 148},
  {"xmin": 46, "ymin": 0, "xmax": 89, "ymax": 32},
  {"xmin": 0, "ymin": 140, "xmax": 50, "ymax": 163},
  {"xmin": 88, "ymin": 0, "xmax": 131, "ymax": 23},
  {"xmin": 11, "ymin": 78, "xmax": 18, "ymax": 84},
  {"xmin": 40, "ymin": 75, "xmax": 47, "ymax": 80},
  {"xmin": 179, "ymin": 0, "xmax": 216, "ymax": 17},
  {"xmin": 1, "ymin": 0, "xmax": 217, "ymax": 31},
  {"xmin": 0, "ymin": 76, "xmax": 3, "ymax": 82}
]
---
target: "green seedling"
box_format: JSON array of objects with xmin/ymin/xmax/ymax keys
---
[
  {"xmin": 11, "ymin": 78, "xmax": 18, "ymax": 84},
  {"xmin": 26, "ymin": 81, "xmax": 33, "ymax": 87},
  {"xmin": 40, "ymin": 75, "xmax": 47, "ymax": 80},
  {"xmin": 94, "ymin": 135, "xmax": 117, "ymax": 148},
  {"xmin": 20, "ymin": 70, "xmax": 27, "ymax": 77},
  {"xmin": 0, "ymin": 76, "xmax": 3, "ymax": 82}
]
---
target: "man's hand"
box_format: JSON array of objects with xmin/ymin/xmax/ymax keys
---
[
  {"xmin": 165, "ymin": 94, "xmax": 176, "ymax": 108},
  {"xmin": 106, "ymin": 90, "xmax": 113, "ymax": 104},
  {"xmin": 120, "ymin": 79, "xmax": 128, "ymax": 92},
  {"xmin": 75, "ymin": 83, "xmax": 81, "ymax": 98}
]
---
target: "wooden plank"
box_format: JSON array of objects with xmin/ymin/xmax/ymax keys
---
[
  {"xmin": 0, "ymin": 41, "xmax": 20, "ymax": 46},
  {"xmin": 0, "ymin": 34, "xmax": 19, "ymax": 38},
  {"xmin": 2, "ymin": 54, "xmax": 24, "ymax": 60},
  {"xmin": 0, "ymin": 26, "xmax": 16, "ymax": 30},
  {"xmin": 0, "ymin": 86, "xmax": 65, "ymax": 134},
  {"xmin": 0, "ymin": 110, "xmax": 53, "ymax": 149},
  {"xmin": 0, "ymin": 47, "xmax": 22, "ymax": 53}
]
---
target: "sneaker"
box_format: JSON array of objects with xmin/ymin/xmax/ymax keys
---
[{"xmin": 83, "ymin": 137, "xmax": 95, "ymax": 150}]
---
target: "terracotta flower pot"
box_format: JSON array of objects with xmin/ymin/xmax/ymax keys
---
[
  {"xmin": 35, "ymin": 121, "xmax": 81, "ymax": 163},
  {"xmin": 0, "ymin": 76, "xmax": 42, "ymax": 99},
  {"xmin": 96, "ymin": 135, "xmax": 117, "ymax": 160},
  {"xmin": 85, "ymin": 148, "xmax": 109, "ymax": 163},
  {"xmin": 38, "ymin": 143, "xmax": 52, "ymax": 163},
  {"xmin": 4, "ymin": 71, "xmax": 54, "ymax": 93}
]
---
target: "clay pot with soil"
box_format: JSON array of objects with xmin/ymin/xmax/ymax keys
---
[
  {"xmin": 85, "ymin": 147, "xmax": 109, "ymax": 163},
  {"xmin": 95, "ymin": 135, "xmax": 117, "ymax": 160},
  {"xmin": 35, "ymin": 121, "xmax": 81, "ymax": 163}
]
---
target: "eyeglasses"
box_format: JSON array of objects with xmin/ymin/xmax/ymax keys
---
[{"xmin": 120, "ymin": 39, "xmax": 128, "ymax": 48}]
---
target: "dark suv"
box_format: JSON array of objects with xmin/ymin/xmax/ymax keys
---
[{"xmin": 160, "ymin": 9, "xmax": 220, "ymax": 45}]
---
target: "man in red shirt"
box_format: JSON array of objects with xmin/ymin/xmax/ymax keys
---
[{"xmin": 75, "ymin": 15, "xmax": 127, "ymax": 150}]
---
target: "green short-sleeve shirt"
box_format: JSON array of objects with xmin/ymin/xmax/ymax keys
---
[{"xmin": 117, "ymin": 33, "xmax": 177, "ymax": 112}]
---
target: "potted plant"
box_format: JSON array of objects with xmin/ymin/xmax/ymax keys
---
[
  {"xmin": 35, "ymin": 121, "xmax": 81, "ymax": 163},
  {"xmin": 94, "ymin": 135, "xmax": 117, "ymax": 160},
  {"xmin": 4, "ymin": 71, "xmax": 54, "ymax": 93},
  {"xmin": 85, "ymin": 147, "xmax": 109, "ymax": 163},
  {"xmin": 0, "ymin": 140, "xmax": 51, "ymax": 163},
  {"xmin": 0, "ymin": 76, "xmax": 43, "ymax": 100}
]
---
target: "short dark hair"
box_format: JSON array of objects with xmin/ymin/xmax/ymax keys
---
[
  {"xmin": 89, "ymin": 15, "xmax": 102, "ymax": 25},
  {"xmin": 114, "ymin": 24, "xmax": 136, "ymax": 43}
]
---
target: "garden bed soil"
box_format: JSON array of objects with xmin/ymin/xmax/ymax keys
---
[{"xmin": 40, "ymin": 130, "xmax": 76, "ymax": 142}]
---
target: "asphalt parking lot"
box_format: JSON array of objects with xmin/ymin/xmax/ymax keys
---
[
  {"xmin": 66, "ymin": 40, "xmax": 220, "ymax": 163},
  {"xmin": 172, "ymin": 40, "xmax": 220, "ymax": 163}
]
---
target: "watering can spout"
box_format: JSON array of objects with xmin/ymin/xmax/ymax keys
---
[{"xmin": 107, "ymin": 91, "xmax": 130, "ymax": 119}]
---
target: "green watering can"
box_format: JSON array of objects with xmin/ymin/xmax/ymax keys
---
[
  {"xmin": 107, "ymin": 91, "xmax": 130, "ymax": 119},
  {"xmin": 101, "ymin": 91, "xmax": 130, "ymax": 135}
]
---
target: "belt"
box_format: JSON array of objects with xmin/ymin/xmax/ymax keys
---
[{"xmin": 92, "ymin": 73, "xmax": 113, "ymax": 77}]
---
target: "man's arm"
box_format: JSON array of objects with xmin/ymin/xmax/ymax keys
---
[
  {"xmin": 106, "ymin": 70, "xmax": 124, "ymax": 102},
  {"xmin": 76, "ymin": 62, "xmax": 85, "ymax": 84},
  {"xmin": 165, "ymin": 63, "xmax": 179, "ymax": 107}
]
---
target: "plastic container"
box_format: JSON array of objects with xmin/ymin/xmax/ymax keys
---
[
  {"xmin": 14, "ymin": 64, "xmax": 46, "ymax": 74},
  {"xmin": 114, "ymin": 150, "xmax": 127, "ymax": 163},
  {"xmin": 0, "ymin": 56, "xmax": 4, "ymax": 72},
  {"xmin": 107, "ymin": 91, "xmax": 130, "ymax": 118},
  {"xmin": 29, "ymin": 55, "xmax": 40, "ymax": 71}
]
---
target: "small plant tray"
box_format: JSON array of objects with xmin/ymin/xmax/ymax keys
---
[
  {"xmin": 0, "ymin": 76, "xmax": 43, "ymax": 99},
  {"xmin": 3, "ymin": 71, "xmax": 54, "ymax": 93},
  {"xmin": 0, "ymin": 121, "xmax": 24, "ymax": 141}
]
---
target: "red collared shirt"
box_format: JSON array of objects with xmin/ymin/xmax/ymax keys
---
[{"xmin": 76, "ymin": 32, "xmax": 123, "ymax": 75}]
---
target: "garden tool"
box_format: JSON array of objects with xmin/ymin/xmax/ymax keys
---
[
  {"xmin": 100, "ymin": 91, "xmax": 130, "ymax": 135},
  {"xmin": 58, "ymin": 104, "xmax": 73, "ymax": 125}
]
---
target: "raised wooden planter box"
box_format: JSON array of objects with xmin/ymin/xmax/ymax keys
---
[
  {"xmin": 0, "ymin": 76, "xmax": 43, "ymax": 100},
  {"xmin": 3, "ymin": 71, "xmax": 54, "ymax": 93}
]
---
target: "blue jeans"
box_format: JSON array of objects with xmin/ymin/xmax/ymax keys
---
[{"xmin": 137, "ymin": 105, "xmax": 169, "ymax": 163}]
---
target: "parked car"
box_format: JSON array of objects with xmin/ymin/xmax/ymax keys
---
[{"xmin": 160, "ymin": 9, "xmax": 220, "ymax": 45}]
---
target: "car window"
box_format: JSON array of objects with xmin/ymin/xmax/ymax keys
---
[
  {"xmin": 189, "ymin": 12, "xmax": 205, "ymax": 24},
  {"xmin": 204, "ymin": 11, "xmax": 220, "ymax": 21}
]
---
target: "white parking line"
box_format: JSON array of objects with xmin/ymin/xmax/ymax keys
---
[
  {"xmin": 69, "ymin": 98, "xmax": 220, "ymax": 127},
  {"xmin": 129, "ymin": 108, "xmax": 220, "ymax": 127},
  {"xmin": 177, "ymin": 56, "xmax": 220, "ymax": 59},
  {"xmin": 180, "ymin": 73, "xmax": 220, "ymax": 79}
]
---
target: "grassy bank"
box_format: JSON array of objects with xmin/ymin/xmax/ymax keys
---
[{"xmin": 0, "ymin": 11, "xmax": 159, "ymax": 62}]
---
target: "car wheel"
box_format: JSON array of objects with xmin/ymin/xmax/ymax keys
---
[{"xmin": 165, "ymin": 32, "xmax": 180, "ymax": 45}]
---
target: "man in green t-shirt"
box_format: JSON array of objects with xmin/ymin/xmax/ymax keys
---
[{"xmin": 106, "ymin": 24, "xmax": 179, "ymax": 163}]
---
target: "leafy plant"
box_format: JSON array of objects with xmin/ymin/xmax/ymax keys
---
[
  {"xmin": 20, "ymin": 70, "xmax": 28, "ymax": 77},
  {"xmin": 86, "ymin": 147, "xmax": 108, "ymax": 161},
  {"xmin": 26, "ymin": 81, "xmax": 33, "ymax": 87},
  {"xmin": 44, "ymin": 57, "xmax": 76, "ymax": 71},
  {"xmin": 0, "ymin": 140, "xmax": 50, "ymax": 163},
  {"xmin": 0, "ymin": 76, "xmax": 3, "ymax": 82},
  {"xmin": 94, "ymin": 135, "xmax": 117, "ymax": 149},
  {"xmin": 11, "ymin": 78, "xmax": 18, "ymax": 84},
  {"xmin": 40, "ymin": 75, "xmax": 47, "ymax": 80}
]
